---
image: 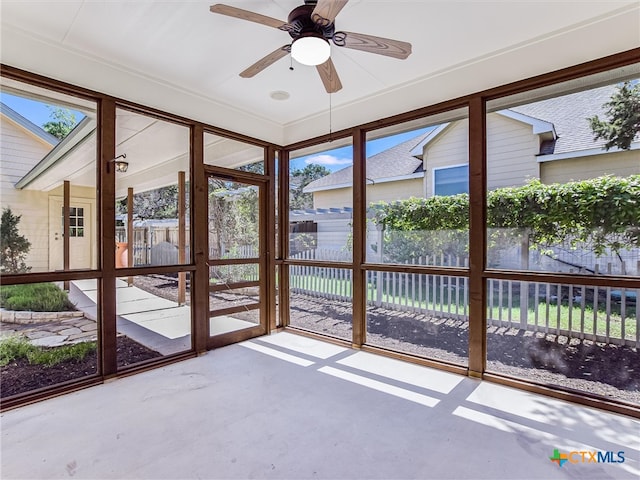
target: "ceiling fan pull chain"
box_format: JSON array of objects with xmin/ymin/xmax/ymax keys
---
[{"xmin": 329, "ymin": 90, "xmax": 333, "ymax": 141}]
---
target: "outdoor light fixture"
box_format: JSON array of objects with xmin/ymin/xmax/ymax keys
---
[
  {"xmin": 110, "ymin": 154, "xmax": 128, "ymax": 173},
  {"xmin": 291, "ymin": 33, "xmax": 330, "ymax": 66}
]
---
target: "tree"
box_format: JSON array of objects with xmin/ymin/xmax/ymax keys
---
[
  {"xmin": 588, "ymin": 81, "xmax": 640, "ymax": 151},
  {"xmin": 0, "ymin": 207, "xmax": 32, "ymax": 273},
  {"xmin": 237, "ymin": 161, "xmax": 264, "ymax": 175},
  {"xmin": 43, "ymin": 107, "xmax": 77, "ymax": 140},
  {"xmin": 290, "ymin": 164, "xmax": 331, "ymax": 209}
]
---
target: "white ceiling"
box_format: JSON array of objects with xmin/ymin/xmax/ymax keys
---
[{"xmin": 1, "ymin": 1, "xmax": 639, "ymax": 146}]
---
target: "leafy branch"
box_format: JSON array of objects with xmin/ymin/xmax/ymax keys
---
[{"xmin": 372, "ymin": 175, "xmax": 640, "ymax": 257}]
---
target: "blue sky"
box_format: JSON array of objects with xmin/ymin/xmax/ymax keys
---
[
  {"xmin": 290, "ymin": 126, "xmax": 433, "ymax": 173},
  {"xmin": 0, "ymin": 92, "xmax": 84, "ymax": 129}
]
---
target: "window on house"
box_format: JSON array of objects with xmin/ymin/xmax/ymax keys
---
[{"xmin": 433, "ymin": 164, "xmax": 469, "ymax": 196}]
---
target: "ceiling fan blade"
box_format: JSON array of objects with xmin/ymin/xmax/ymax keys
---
[
  {"xmin": 210, "ymin": 4, "xmax": 287, "ymax": 30},
  {"xmin": 240, "ymin": 46, "xmax": 290, "ymax": 78},
  {"xmin": 336, "ymin": 31, "xmax": 412, "ymax": 59},
  {"xmin": 316, "ymin": 58, "xmax": 342, "ymax": 94},
  {"xmin": 311, "ymin": 0, "xmax": 349, "ymax": 26}
]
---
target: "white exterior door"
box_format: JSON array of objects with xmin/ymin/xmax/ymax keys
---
[{"xmin": 48, "ymin": 197, "xmax": 94, "ymax": 271}]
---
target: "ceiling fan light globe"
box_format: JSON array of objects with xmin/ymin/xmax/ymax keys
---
[{"xmin": 291, "ymin": 36, "xmax": 330, "ymax": 66}]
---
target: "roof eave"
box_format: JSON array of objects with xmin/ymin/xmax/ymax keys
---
[
  {"xmin": 15, "ymin": 116, "xmax": 96, "ymax": 189},
  {"xmin": 537, "ymin": 140, "xmax": 640, "ymax": 163}
]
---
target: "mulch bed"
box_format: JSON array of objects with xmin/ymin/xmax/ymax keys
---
[
  {"xmin": 291, "ymin": 294, "xmax": 640, "ymax": 405},
  {"xmin": 5, "ymin": 276, "xmax": 636, "ymax": 406},
  {"xmin": 1, "ymin": 336, "xmax": 162, "ymax": 399}
]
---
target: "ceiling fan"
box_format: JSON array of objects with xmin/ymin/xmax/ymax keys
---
[{"xmin": 210, "ymin": 0, "xmax": 412, "ymax": 93}]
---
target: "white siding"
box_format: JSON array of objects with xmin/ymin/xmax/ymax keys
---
[
  {"xmin": 423, "ymin": 114, "xmax": 540, "ymax": 196},
  {"xmin": 313, "ymin": 178, "xmax": 424, "ymax": 209},
  {"xmin": 424, "ymin": 121, "xmax": 469, "ymax": 197},
  {"xmin": 1, "ymin": 116, "xmax": 55, "ymax": 272},
  {"xmin": 541, "ymin": 150, "xmax": 640, "ymax": 183},
  {"xmin": 486, "ymin": 113, "xmax": 539, "ymax": 189}
]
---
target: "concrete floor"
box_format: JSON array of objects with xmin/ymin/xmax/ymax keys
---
[{"xmin": 1, "ymin": 332, "xmax": 638, "ymax": 479}]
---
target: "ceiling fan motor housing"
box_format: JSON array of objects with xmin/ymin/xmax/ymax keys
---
[{"xmin": 286, "ymin": 4, "xmax": 335, "ymax": 40}]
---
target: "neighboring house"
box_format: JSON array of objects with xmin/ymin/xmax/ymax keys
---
[
  {"xmin": 295, "ymin": 84, "xmax": 640, "ymax": 259},
  {"xmin": 414, "ymin": 84, "xmax": 639, "ymax": 197},
  {"xmin": 0, "ymin": 102, "xmax": 98, "ymax": 272},
  {"xmin": 293, "ymin": 131, "xmax": 430, "ymax": 254},
  {"xmin": 306, "ymin": 84, "xmax": 639, "ymax": 206},
  {"xmin": 304, "ymin": 131, "xmax": 430, "ymax": 208}
]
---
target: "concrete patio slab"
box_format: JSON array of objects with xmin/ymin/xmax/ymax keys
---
[
  {"xmin": 70, "ymin": 280, "xmax": 190, "ymax": 354},
  {"xmin": 1, "ymin": 331, "xmax": 638, "ymax": 479}
]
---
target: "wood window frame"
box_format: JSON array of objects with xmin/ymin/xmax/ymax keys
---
[{"xmin": 2, "ymin": 48, "xmax": 639, "ymax": 416}]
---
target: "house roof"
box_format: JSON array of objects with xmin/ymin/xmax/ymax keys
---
[
  {"xmin": 509, "ymin": 83, "xmax": 625, "ymax": 155},
  {"xmin": 303, "ymin": 83, "xmax": 637, "ymax": 194},
  {"xmin": 304, "ymin": 130, "xmax": 430, "ymax": 192},
  {"xmin": 411, "ymin": 84, "xmax": 632, "ymax": 157},
  {"xmin": 0, "ymin": 102, "xmax": 59, "ymax": 146},
  {"xmin": 15, "ymin": 116, "xmax": 96, "ymax": 191}
]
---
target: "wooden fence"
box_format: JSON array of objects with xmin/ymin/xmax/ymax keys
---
[
  {"xmin": 290, "ymin": 250, "xmax": 639, "ymax": 347},
  {"xmin": 116, "ymin": 226, "xmax": 188, "ymax": 266}
]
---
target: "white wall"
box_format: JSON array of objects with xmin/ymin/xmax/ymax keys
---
[{"xmin": 1, "ymin": 116, "xmax": 54, "ymax": 272}]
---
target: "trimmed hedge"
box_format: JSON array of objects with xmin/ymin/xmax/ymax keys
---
[{"xmin": 372, "ymin": 175, "xmax": 640, "ymax": 255}]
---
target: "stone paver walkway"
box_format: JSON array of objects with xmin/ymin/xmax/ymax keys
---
[{"xmin": 0, "ymin": 317, "xmax": 97, "ymax": 347}]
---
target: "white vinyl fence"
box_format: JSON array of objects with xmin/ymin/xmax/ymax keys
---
[{"xmin": 290, "ymin": 250, "xmax": 639, "ymax": 347}]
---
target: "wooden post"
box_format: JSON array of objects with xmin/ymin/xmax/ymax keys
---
[
  {"xmin": 178, "ymin": 171, "xmax": 186, "ymax": 304},
  {"xmin": 468, "ymin": 96, "xmax": 487, "ymax": 377},
  {"xmin": 279, "ymin": 148, "xmax": 290, "ymax": 328},
  {"xmin": 99, "ymin": 98, "xmax": 117, "ymax": 377},
  {"xmin": 375, "ymin": 224, "xmax": 383, "ymax": 306},
  {"xmin": 266, "ymin": 146, "xmax": 277, "ymax": 331},
  {"xmin": 352, "ymin": 128, "xmax": 366, "ymax": 347},
  {"xmin": 127, "ymin": 187, "xmax": 134, "ymax": 286},
  {"xmin": 63, "ymin": 180, "xmax": 70, "ymax": 290},
  {"xmin": 191, "ymin": 125, "xmax": 209, "ymax": 353}
]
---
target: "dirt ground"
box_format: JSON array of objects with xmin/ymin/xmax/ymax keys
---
[
  {"xmin": 3, "ymin": 275, "xmax": 638, "ymax": 406},
  {"xmin": 289, "ymin": 294, "xmax": 640, "ymax": 405},
  {"xmin": 1, "ymin": 336, "xmax": 161, "ymax": 399},
  {"xmin": 136, "ymin": 275, "xmax": 640, "ymax": 405}
]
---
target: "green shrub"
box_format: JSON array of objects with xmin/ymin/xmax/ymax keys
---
[
  {"xmin": 28, "ymin": 341, "xmax": 96, "ymax": 366},
  {"xmin": 0, "ymin": 283, "xmax": 75, "ymax": 312},
  {"xmin": 0, "ymin": 336, "xmax": 33, "ymax": 366},
  {"xmin": 0, "ymin": 336, "xmax": 96, "ymax": 367},
  {"xmin": 372, "ymin": 175, "xmax": 640, "ymax": 259}
]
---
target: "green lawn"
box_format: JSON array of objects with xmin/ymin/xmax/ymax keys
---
[{"xmin": 289, "ymin": 272, "xmax": 638, "ymax": 341}]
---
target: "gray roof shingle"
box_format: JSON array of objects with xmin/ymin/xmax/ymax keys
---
[
  {"xmin": 304, "ymin": 130, "xmax": 430, "ymax": 191},
  {"xmin": 510, "ymin": 84, "xmax": 625, "ymax": 155},
  {"xmin": 303, "ymin": 83, "xmax": 636, "ymax": 191}
]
